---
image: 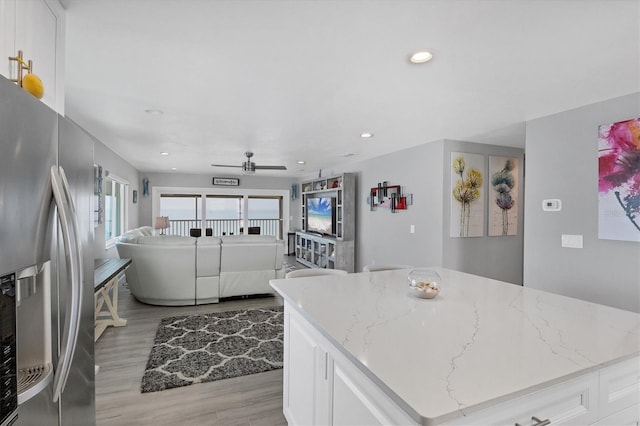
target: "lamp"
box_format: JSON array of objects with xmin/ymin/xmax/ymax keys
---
[{"xmin": 154, "ymin": 216, "xmax": 169, "ymax": 235}]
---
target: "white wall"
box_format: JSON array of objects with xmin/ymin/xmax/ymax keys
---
[
  {"xmin": 312, "ymin": 141, "xmax": 445, "ymax": 271},
  {"xmin": 524, "ymin": 92, "xmax": 640, "ymax": 312},
  {"xmin": 93, "ymin": 141, "xmax": 139, "ymax": 259}
]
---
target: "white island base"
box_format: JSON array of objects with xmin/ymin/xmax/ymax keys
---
[
  {"xmin": 271, "ymin": 268, "xmax": 640, "ymax": 425},
  {"xmin": 284, "ymin": 304, "xmax": 639, "ymax": 425}
]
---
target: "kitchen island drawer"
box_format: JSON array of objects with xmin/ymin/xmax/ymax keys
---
[
  {"xmin": 598, "ymin": 357, "xmax": 640, "ymax": 420},
  {"xmin": 446, "ymin": 373, "xmax": 599, "ymax": 425}
]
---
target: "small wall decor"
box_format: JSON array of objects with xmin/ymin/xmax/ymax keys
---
[
  {"xmin": 142, "ymin": 177, "xmax": 149, "ymax": 197},
  {"xmin": 94, "ymin": 165, "xmax": 104, "ymax": 226},
  {"xmin": 489, "ymin": 156, "xmax": 518, "ymax": 236},
  {"xmin": 598, "ymin": 117, "xmax": 640, "ymax": 242},
  {"xmin": 450, "ymin": 152, "xmax": 484, "ymax": 237},
  {"xmin": 212, "ymin": 177, "xmax": 240, "ymax": 186},
  {"xmin": 291, "ymin": 183, "xmax": 298, "ymax": 200},
  {"xmin": 367, "ymin": 181, "xmax": 412, "ymax": 213},
  {"xmin": 132, "ymin": 190, "xmax": 138, "ymax": 204}
]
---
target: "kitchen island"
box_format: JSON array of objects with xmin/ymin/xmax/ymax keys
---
[{"xmin": 270, "ymin": 268, "xmax": 639, "ymax": 425}]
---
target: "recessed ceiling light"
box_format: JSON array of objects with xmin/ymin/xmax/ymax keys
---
[
  {"xmin": 160, "ymin": 152, "xmax": 169, "ymax": 156},
  {"xmin": 170, "ymin": 167, "xmax": 177, "ymax": 171},
  {"xmin": 410, "ymin": 51, "xmax": 433, "ymax": 64},
  {"xmin": 360, "ymin": 132, "xmax": 373, "ymax": 139},
  {"xmin": 145, "ymin": 109, "xmax": 163, "ymax": 115},
  {"xmin": 297, "ymin": 161, "xmax": 306, "ymax": 164}
]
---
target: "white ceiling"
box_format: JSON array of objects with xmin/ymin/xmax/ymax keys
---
[{"xmin": 61, "ymin": 0, "xmax": 639, "ymax": 177}]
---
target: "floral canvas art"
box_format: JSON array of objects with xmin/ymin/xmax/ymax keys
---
[
  {"xmin": 598, "ymin": 118, "xmax": 640, "ymax": 242},
  {"xmin": 450, "ymin": 152, "xmax": 484, "ymax": 237},
  {"xmin": 489, "ymin": 156, "xmax": 518, "ymax": 236}
]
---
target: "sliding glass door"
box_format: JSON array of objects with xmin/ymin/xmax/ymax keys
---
[
  {"xmin": 159, "ymin": 194, "xmax": 202, "ymax": 235},
  {"xmin": 206, "ymin": 195, "xmax": 243, "ymax": 236},
  {"xmin": 154, "ymin": 188, "xmax": 289, "ymax": 239},
  {"xmin": 247, "ymin": 196, "xmax": 282, "ymax": 238}
]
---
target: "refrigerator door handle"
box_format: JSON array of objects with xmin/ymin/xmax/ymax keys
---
[{"xmin": 50, "ymin": 166, "xmax": 83, "ymax": 403}]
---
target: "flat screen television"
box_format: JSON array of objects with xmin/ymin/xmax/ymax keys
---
[{"xmin": 306, "ymin": 196, "xmax": 336, "ymax": 236}]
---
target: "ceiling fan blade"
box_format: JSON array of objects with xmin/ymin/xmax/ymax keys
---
[
  {"xmin": 255, "ymin": 165, "xmax": 287, "ymax": 170},
  {"xmin": 211, "ymin": 164, "xmax": 242, "ymax": 168}
]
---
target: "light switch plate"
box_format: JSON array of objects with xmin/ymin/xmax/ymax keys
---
[{"xmin": 561, "ymin": 234, "xmax": 583, "ymax": 248}]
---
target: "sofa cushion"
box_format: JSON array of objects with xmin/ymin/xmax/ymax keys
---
[
  {"xmin": 220, "ymin": 243, "xmax": 278, "ymax": 272},
  {"xmin": 220, "ymin": 235, "xmax": 276, "ymax": 244},
  {"xmin": 196, "ymin": 237, "xmax": 221, "ymax": 277},
  {"xmin": 137, "ymin": 235, "xmax": 196, "ymax": 246},
  {"xmin": 197, "ymin": 237, "xmax": 222, "ymax": 246}
]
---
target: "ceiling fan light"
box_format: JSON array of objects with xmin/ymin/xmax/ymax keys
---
[{"xmin": 242, "ymin": 161, "xmax": 256, "ymax": 174}]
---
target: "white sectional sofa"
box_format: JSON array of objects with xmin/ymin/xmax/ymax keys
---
[{"xmin": 115, "ymin": 226, "xmax": 285, "ymax": 306}]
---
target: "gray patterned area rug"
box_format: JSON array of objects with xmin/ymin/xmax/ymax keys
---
[{"xmin": 141, "ymin": 306, "xmax": 284, "ymax": 393}]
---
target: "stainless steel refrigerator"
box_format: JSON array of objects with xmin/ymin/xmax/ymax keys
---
[{"xmin": 0, "ymin": 75, "xmax": 95, "ymax": 425}]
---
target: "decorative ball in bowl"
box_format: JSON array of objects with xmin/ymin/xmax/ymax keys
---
[{"xmin": 408, "ymin": 269, "xmax": 441, "ymax": 299}]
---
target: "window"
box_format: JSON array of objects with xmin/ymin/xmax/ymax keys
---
[{"xmin": 104, "ymin": 176, "xmax": 128, "ymax": 248}]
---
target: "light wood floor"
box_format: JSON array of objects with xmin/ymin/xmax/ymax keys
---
[{"xmin": 95, "ymin": 281, "xmax": 288, "ymax": 426}]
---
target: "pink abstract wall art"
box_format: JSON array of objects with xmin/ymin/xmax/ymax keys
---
[{"xmin": 598, "ymin": 117, "xmax": 640, "ymax": 242}]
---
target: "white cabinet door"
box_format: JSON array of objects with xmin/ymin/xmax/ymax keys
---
[
  {"xmin": 598, "ymin": 357, "xmax": 640, "ymax": 420},
  {"xmin": 0, "ymin": 0, "xmax": 64, "ymax": 112},
  {"xmin": 0, "ymin": 0, "xmax": 16, "ymax": 78},
  {"xmin": 446, "ymin": 373, "xmax": 599, "ymax": 425},
  {"xmin": 332, "ymin": 364, "xmax": 387, "ymax": 426},
  {"xmin": 15, "ymin": 0, "xmax": 64, "ymax": 112},
  {"xmin": 330, "ymin": 349, "xmax": 416, "ymax": 426},
  {"xmin": 592, "ymin": 404, "xmax": 640, "ymax": 426},
  {"xmin": 284, "ymin": 308, "xmax": 331, "ymax": 425}
]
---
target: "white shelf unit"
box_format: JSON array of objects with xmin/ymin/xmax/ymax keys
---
[
  {"xmin": 295, "ymin": 232, "xmax": 355, "ymax": 272},
  {"xmin": 297, "ymin": 173, "xmax": 355, "ymax": 272}
]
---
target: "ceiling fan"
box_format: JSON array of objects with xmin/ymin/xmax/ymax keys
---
[{"xmin": 211, "ymin": 151, "xmax": 287, "ymax": 174}]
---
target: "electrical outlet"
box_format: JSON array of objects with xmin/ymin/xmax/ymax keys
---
[{"xmin": 561, "ymin": 234, "xmax": 583, "ymax": 248}]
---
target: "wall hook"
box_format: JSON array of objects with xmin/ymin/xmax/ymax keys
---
[{"xmin": 8, "ymin": 50, "xmax": 44, "ymax": 99}]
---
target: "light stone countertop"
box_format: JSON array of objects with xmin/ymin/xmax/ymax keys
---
[{"xmin": 270, "ymin": 267, "xmax": 640, "ymax": 425}]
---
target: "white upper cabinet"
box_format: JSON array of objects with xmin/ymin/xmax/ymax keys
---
[{"xmin": 0, "ymin": 0, "xmax": 65, "ymax": 113}]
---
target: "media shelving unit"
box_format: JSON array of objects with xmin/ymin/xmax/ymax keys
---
[{"xmin": 296, "ymin": 173, "xmax": 356, "ymax": 272}]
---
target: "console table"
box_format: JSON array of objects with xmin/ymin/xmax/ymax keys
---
[{"xmin": 94, "ymin": 258, "xmax": 131, "ymax": 341}]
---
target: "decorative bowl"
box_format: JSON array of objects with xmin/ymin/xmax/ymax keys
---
[{"xmin": 408, "ymin": 269, "xmax": 441, "ymax": 299}]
